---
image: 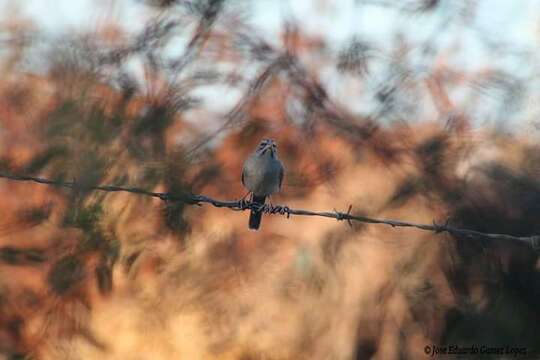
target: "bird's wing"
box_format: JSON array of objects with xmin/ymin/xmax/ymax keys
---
[{"xmin": 278, "ymin": 163, "xmax": 284, "ymax": 190}]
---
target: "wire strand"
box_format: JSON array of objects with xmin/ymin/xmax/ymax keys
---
[{"xmin": 0, "ymin": 172, "xmax": 538, "ymax": 250}]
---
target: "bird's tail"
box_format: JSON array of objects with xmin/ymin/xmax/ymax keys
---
[{"xmin": 249, "ymin": 195, "xmax": 266, "ymax": 230}]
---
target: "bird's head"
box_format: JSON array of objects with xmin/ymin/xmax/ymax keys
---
[{"xmin": 256, "ymin": 138, "xmax": 278, "ymax": 158}]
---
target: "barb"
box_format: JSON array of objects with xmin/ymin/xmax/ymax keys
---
[{"xmin": 0, "ymin": 172, "xmax": 538, "ymax": 250}]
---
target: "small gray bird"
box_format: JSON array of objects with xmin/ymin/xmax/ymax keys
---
[{"xmin": 241, "ymin": 139, "xmax": 284, "ymax": 230}]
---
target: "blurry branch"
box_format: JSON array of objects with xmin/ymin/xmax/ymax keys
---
[
  {"xmin": 168, "ymin": 0, "xmax": 224, "ymax": 73},
  {"xmin": 185, "ymin": 25, "xmax": 377, "ymax": 155},
  {"xmin": 1, "ymin": 172, "xmax": 539, "ymax": 250},
  {"xmin": 98, "ymin": 0, "xmax": 223, "ymax": 70},
  {"xmin": 185, "ymin": 55, "xmax": 286, "ymax": 156},
  {"xmin": 358, "ymin": 0, "xmax": 440, "ymax": 13}
]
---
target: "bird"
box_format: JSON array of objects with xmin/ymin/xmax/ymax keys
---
[{"xmin": 241, "ymin": 138, "xmax": 284, "ymax": 230}]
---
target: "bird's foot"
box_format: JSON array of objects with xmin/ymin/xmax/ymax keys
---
[
  {"xmin": 236, "ymin": 192, "xmax": 253, "ymax": 210},
  {"xmin": 237, "ymin": 198, "xmax": 251, "ymax": 211}
]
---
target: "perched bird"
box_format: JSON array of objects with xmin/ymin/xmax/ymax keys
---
[{"xmin": 241, "ymin": 139, "xmax": 284, "ymax": 230}]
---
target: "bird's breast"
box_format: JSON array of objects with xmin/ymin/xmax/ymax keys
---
[{"xmin": 242, "ymin": 155, "xmax": 282, "ymax": 196}]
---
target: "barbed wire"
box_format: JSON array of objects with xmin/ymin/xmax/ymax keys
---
[{"xmin": 0, "ymin": 172, "xmax": 538, "ymax": 250}]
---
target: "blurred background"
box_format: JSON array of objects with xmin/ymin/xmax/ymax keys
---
[{"xmin": 0, "ymin": 0, "xmax": 539, "ymax": 359}]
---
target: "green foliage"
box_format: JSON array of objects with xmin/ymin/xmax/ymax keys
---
[
  {"xmin": 62, "ymin": 202, "xmax": 103, "ymax": 232},
  {"xmin": 23, "ymin": 146, "xmax": 68, "ymax": 174},
  {"xmin": 0, "ymin": 247, "xmax": 46, "ymax": 265},
  {"xmin": 47, "ymin": 255, "xmax": 85, "ymax": 295}
]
